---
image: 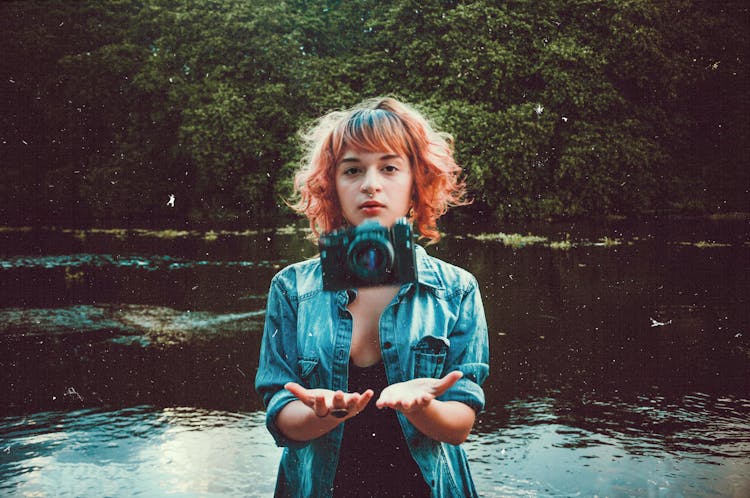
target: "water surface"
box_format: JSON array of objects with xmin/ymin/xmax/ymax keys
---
[{"xmin": 1, "ymin": 220, "xmax": 748, "ymax": 496}]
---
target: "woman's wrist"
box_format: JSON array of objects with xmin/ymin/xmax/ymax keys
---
[{"xmin": 277, "ymin": 400, "xmax": 344, "ymax": 442}]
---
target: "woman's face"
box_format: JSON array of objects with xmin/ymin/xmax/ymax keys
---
[{"xmin": 335, "ymin": 147, "xmax": 413, "ymax": 228}]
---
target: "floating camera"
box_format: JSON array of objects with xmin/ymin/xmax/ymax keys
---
[{"xmin": 319, "ymin": 218, "xmax": 417, "ymax": 291}]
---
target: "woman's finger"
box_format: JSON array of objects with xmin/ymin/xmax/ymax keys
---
[
  {"xmin": 332, "ymin": 391, "xmax": 346, "ymax": 409},
  {"xmin": 432, "ymin": 371, "xmax": 463, "ymax": 395},
  {"xmin": 284, "ymin": 382, "xmax": 311, "ymax": 404},
  {"xmin": 355, "ymin": 389, "xmax": 374, "ymax": 413},
  {"xmin": 312, "ymin": 394, "xmax": 328, "ymax": 417}
]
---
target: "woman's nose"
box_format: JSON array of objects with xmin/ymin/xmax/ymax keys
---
[{"xmin": 360, "ymin": 168, "xmax": 381, "ymax": 193}]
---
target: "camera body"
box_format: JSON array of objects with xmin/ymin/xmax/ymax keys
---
[{"xmin": 319, "ymin": 218, "xmax": 417, "ymax": 291}]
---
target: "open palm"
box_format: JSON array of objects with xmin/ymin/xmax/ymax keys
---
[
  {"xmin": 376, "ymin": 371, "xmax": 463, "ymax": 413},
  {"xmin": 285, "ymin": 382, "xmax": 374, "ymax": 420}
]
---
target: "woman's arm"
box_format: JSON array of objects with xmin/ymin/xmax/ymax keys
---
[{"xmin": 403, "ymin": 400, "xmax": 475, "ymax": 446}]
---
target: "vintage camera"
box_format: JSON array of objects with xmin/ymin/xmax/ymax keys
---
[{"xmin": 319, "ymin": 218, "xmax": 417, "ymax": 291}]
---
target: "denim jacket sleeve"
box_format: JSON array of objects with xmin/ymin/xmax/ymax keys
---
[
  {"xmin": 437, "ymin": 275, "xmax": 489, "ymax": 412},
  {"xmin": 254, "ymin": 272, "xmax": 309, "ymax": 449}
]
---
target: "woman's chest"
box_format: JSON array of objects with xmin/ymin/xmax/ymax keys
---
[{"xmin": 347, "ymin": 287, "xmax": 399, "ymax": 366}]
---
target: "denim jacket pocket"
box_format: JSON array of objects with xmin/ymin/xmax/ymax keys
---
[
  {"xmin": 297, "ymin": 357, "xmax": 321, "ymax": 388},
  {"xmin": 412, "ymin": 336, "xmax": 450, "ymax": 378}
]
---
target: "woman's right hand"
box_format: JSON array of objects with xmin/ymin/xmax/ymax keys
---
[{"xmin": 285, "ymin": 383, "xmax": 374, "ymax": 421}]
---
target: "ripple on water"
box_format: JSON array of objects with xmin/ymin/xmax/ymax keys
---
[
  {"xmin": 0, "ymin": 304, "xmax": 266, "ymax": 346},
  {"xmin": 465, "ymin": 392, "xmax": 750, "ymax": 497},
  {"xmin": 0, "ymin": 253, "xmax": 286, "ymax": 271}
]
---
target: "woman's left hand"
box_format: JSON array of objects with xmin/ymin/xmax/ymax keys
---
[{"xmin": 375, "ymin": 370, "xmax": 463, "ymax": 413}]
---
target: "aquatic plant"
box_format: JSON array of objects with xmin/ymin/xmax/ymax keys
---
[
  {"xmin": 468, "ymin": 232, "xmax": 548, "ymax": 248},
  {"xmin": 549, "ymin": 236, "xmax": 574, "ymax": 250},
  {"xmin": 597, "ymin": 237, "xmax": 623, "ymax": 247},
  {"xmin": 691, "ymin": 241, "xmax": 732, "ymax": 249},
  {"xmin": 64, "ymin": 266, "xmax": 85, "ymax": 285},
  {"xmin": 132, "ymin": 229, "xmax": 194, "ymax": 239}
]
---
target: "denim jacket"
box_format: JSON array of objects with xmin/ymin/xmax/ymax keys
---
[{"xmin": 255, "ymin": 245, "xmax": 489, "ymax": 497}]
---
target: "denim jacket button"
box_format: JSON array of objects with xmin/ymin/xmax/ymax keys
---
[{"xmin": 383, "ymin": 341, "xmax": 393, "ymax": 349}]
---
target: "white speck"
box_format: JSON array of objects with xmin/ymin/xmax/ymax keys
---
[
  {"xmin": 735, "ymin": 332, "xmax": 742, "ymax": 338},
  {"xmin": 9, "ymin": 78, "xmax": 15, "ymax": 84},
  {"xmin": 167, "ymin": 194, "xmax": 175, "ymax": 207},
  {"xmin": 21, "ymin": 140, "xmax": 28, "ymax": 145},
  {"xmin": 272, "ymin": 328, "xmax": 279, "ymax": 338},
  {"xmin": 64, "ymin": 387, "xmax": 83, "ymax": 401},
  {"xmin": 266, "ymin": 237, "xmax": 271, "ymax": 242},
  {"xmin": 650, "ymin": 317, "xmax": 672, "ymax": 327},
  {"xmin": 561, "ymin": 116, "xmax": 568, "ymax": 122},
  {"xmin": 534, "ymin": 104, "xmax": 544, "ymax": 115}
]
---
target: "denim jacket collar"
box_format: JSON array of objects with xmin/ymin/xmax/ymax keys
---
[{"xmin": 414, "ymin": 245, "xmax": 445, "ymax": 290}]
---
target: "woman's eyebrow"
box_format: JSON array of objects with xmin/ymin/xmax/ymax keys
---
[{"xmin": 338, "ymin": 153, "xmax": 403, "ymax": 165}]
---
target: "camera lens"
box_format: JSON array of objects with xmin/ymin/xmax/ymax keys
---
[{"xmin": 346, "ymin": 234, "xmax": 394, "ymax": 283}]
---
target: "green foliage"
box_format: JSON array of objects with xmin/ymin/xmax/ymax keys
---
[{"xmin": 0, "ymin": 0, "xmax": 747, "ymax": 227}]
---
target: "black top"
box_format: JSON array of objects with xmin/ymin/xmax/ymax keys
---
[{"xmin": 332, "ymin": 361, "xmax": 431, "ymax": 498}]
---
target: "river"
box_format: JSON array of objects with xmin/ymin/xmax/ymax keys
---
[{"xmin": 1, "ymin": 218, "xmax": 748, "ymax": 497}]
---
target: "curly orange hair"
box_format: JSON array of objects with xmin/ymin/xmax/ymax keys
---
[{"xmin": 292, "ymin": 97, "xmax": 469, "ymax": 244}]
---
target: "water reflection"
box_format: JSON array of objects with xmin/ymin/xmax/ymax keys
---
[
  {"xmin": 469, "ymin": 393, "xmax": 750, "ymax": 497},
  {"xmin": 1, "ymin": 400, "xmax": 747, "ymax": 497},
  {"xmin": 0, "ymin": 407, "xmax": 281, "ymax": 497}
]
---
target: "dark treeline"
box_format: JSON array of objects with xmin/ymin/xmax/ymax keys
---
[{"xmin": 1, "ymin": 0, "xmax": 747, "ymax": 228}]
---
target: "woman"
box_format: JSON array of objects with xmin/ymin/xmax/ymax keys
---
[{"xmin": 255, "ymin": 97, "xmax": 489, "ymax": 497}]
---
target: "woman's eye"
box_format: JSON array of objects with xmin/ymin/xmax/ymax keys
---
[
  {"xmin": 344, "ymin": 167, "xmax": 360, "ymax": 175},
  {"xmin": 383, "ymin": 165, "xmax": 399, "ymax": 172}
]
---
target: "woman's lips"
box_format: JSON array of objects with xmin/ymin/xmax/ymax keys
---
[{"xmin": 360, "ymin": 201, "xmax": 384, "ymax": 215}]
